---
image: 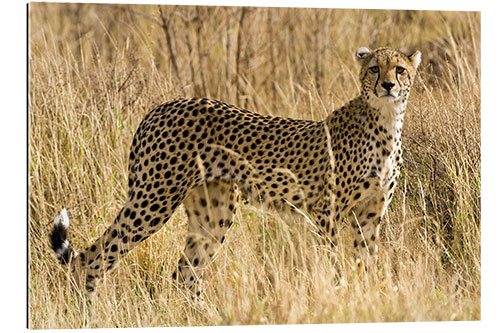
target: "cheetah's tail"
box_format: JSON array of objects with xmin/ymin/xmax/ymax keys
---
[{"xmin": 49, "ymin": 208, "xmax": 78, "ymax": 265}]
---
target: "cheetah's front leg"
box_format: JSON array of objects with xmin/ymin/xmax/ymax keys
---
[
  {"xmin": 348, "ymin": 192, "xmax": 390, "ymax": 266},
  {"xmin": 312, "ymin": 208, "xmax": 337, "ymax": 247}
]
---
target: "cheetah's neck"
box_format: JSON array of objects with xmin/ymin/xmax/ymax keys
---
[
  {"xmin": 326, "ymin": 96, "xmax": 407, "ymax": 142},
  {"xmin": 365, "ymin": 95, "xmax": 406, "ymax": 139},
  {"xmin": 377, "ymin": 102, "xmax": 405, "ymax": 138}
]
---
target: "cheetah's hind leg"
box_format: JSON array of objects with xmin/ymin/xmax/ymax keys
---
[{"xmin": 173, "ymin": 181, "xmax": 237, "ymax": 301}]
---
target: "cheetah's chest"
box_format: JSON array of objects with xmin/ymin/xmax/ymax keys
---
[{"xmin": 369, "ymin": 115, "xmax": 403, "ymax": 189}]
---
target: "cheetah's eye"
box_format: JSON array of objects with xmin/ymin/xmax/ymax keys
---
[
  {"xmin": 369, "ymin": 66, "xmax": 379, "ymax": 73},
  {"xmin": 396, "ymin": 66, "xmax": 406, "ymax": 74}
]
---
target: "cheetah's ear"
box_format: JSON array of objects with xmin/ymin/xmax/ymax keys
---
[
  {"xmin": 355, "ymin": 47, "xmax": 372, "ymax": 62},
  {"xmin": 408, "ymin": 50, "xmax": 422, "ymax": 69}
]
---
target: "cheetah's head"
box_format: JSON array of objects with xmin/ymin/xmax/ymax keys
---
[{"xmin": 356, "ymin": 47, "xmax": 421, "ymax": 109}]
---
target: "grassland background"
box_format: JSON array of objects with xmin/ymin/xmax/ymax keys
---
[{"xmin": 28, "ymin": 2, "xmax": 480, "ymax": 329}]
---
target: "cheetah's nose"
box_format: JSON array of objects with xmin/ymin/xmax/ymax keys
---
[{"xmin": 381, "ymin": 81, "xmax": 395, "ymax": 91}]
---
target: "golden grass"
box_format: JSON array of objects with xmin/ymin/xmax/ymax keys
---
[{"xmin": 28, "ymin": 3, "xmax": 480, "ymax": 328}]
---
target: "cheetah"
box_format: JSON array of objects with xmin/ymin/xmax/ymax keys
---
[{"xmin": 50, "ymin": 46, "xmax": 421, "ymax": 299}]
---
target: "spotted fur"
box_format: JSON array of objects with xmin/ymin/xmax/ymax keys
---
[{"xmin": 50, "ymin": 46, "xmax": 421, "ymax": 299}]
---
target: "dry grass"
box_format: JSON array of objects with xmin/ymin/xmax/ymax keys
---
[{"xmin": 28, "ymin": 3, "xmax": 480, "ymax": 329}]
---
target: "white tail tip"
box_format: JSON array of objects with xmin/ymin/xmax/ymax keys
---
[{"xmin": 54, "ymin": 208, "xmax": 70, "ymax": 229}]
